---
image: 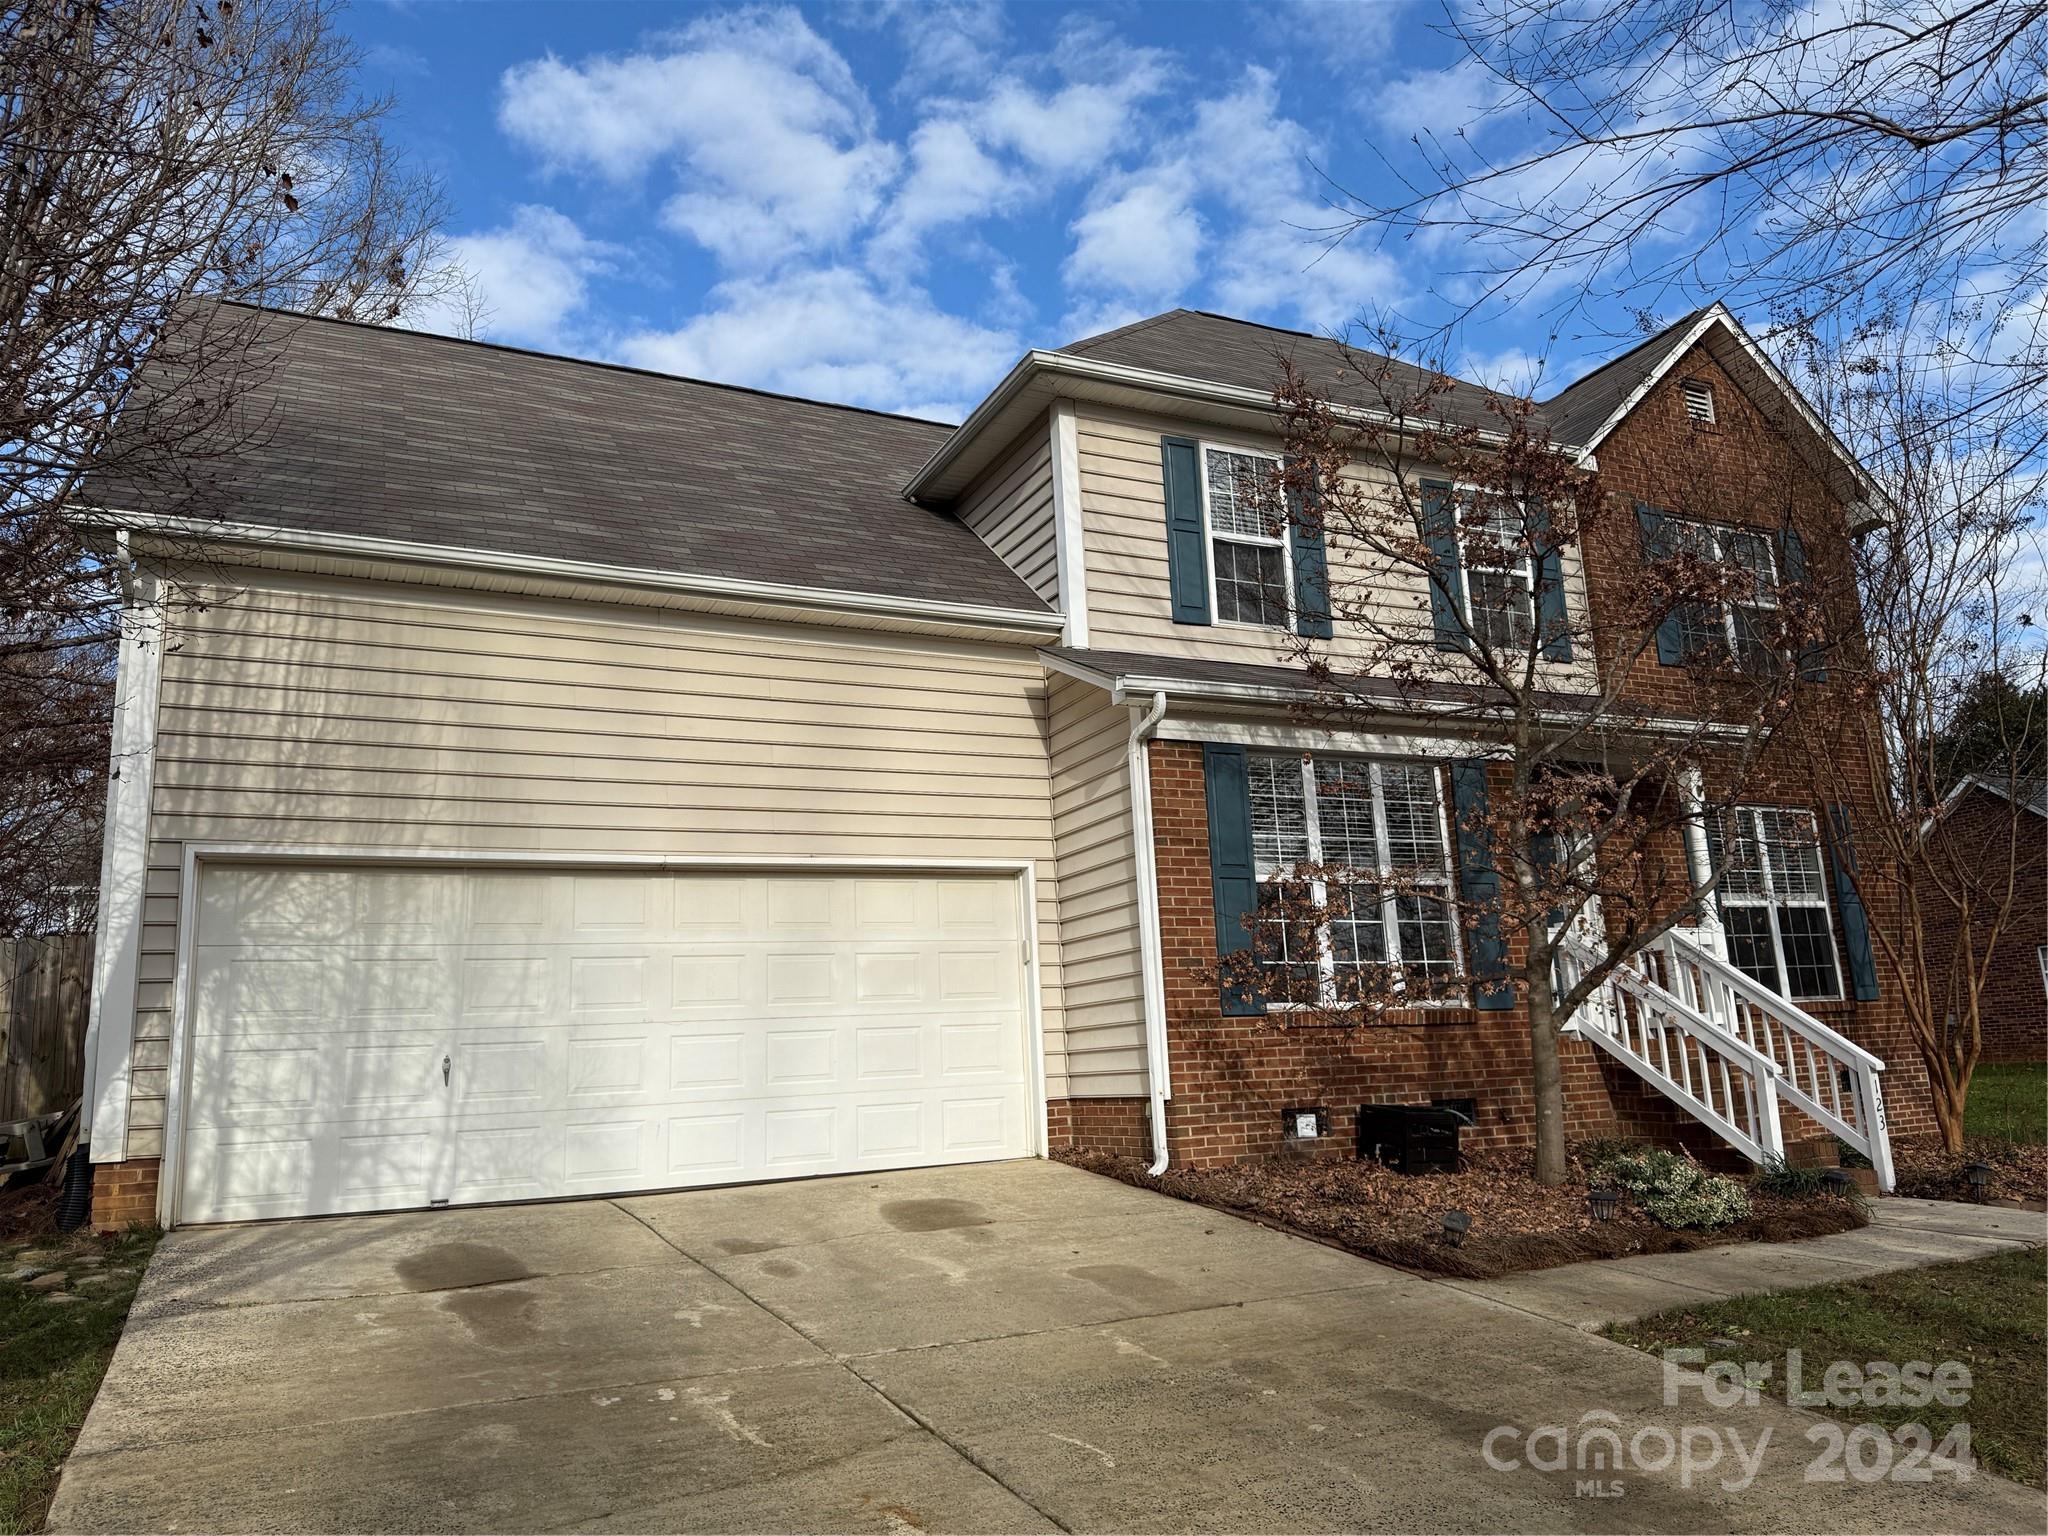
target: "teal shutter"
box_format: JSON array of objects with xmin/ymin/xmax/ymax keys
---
[
  {"xmin": 1778, "ymin": 526, "xmax": 1827, "ymax": 681},
  {"xmin": 1637, "ymin": 503, "xmax": 1685, "ymax": 665},
  {"xmin": 1287, "ymin": 460, "xmax": 1333, "ymax": 639},
  {"xmin": 1450, "ymin": 760, "xmax": 1513, "ymax": 1009},
  {"xmin": 1825, "ymin": 803, "xmax": 1880, "ymax": 1000},
  {"xmin": 1203, "ymin": 743, "xmax": 1264, "ymax": 1015},
  {"xmin": 1420, "ymin": 480, "xmax": 1466, "ymax": 651},
  {"xmin": 1161, "ymin": 437, "xmax": 1210, "ymax": 626},
  {"xmin": 1531, "ymin": 503, "xmax": 1572, "ymax": 661}
]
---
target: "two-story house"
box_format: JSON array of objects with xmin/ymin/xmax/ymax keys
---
[{"xmin": 78, "ymin": 301, "xmax": 1931, "ymax": 1228}]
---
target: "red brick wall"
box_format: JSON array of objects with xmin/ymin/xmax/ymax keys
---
[
  {"xmin": 1583, "ymin": 345, "xmax": 1938, "ymax": 1140},
  {"xmin": 1924, "ymin": 787, "xmax": 2046, "ymax": 1063},
  {"xmin": 1136, "ymin": 740, "xmax": 1690, "ymax": 1165},
  {"xmin": 1046, "ymin": 1097, "xmax": 1152, "ymax": 1159},
  {"xmin": 91, "ymin": 1159, "xmax": 160, "ymax": 1232}
]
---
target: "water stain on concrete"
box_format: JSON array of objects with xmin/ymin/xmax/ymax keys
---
[
  {"xmin": 759, "ymin": 1259, "xmax": 802, "ymax": 1279},
  {"xmin": 715, "ymin": 1239, "xmax": 780, "ymax": 1255},
  {"xmin": 395, "ymin": 1242, "xmax": 533, "ymax": 1293},
  {"xmin": 1068, "ymin": 1263, "xmax": 1177, "ymax": 1306},
  {"xmin": 441, "ymin": 1286, "xmax": 538, "ymax": 1347},
  {"xmin": 880, "ymin": 1198, "xmax": 991, "ymax": 1233}
]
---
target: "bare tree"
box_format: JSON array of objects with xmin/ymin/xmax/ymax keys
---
[
  {"xmin": 1210, "ymin": 328, "xmax": 1822, "ymax": 1185},
  {"xmin": 1332, "ymin": 1, "xmax": 2048, "ymax": 444},
  {"xmin": 0, "ymin": 0, "xmax": 457, "ymax": 931},
  {"xmin": 1771, "ymin": 318, "xmax": 2047, "ymax": 1151}
]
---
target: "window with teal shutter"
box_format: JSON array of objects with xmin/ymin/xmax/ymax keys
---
[
  {"xmin": 1420, "ymin": 480, "xmax": 1467, "ymax": 651},
  {"xmin": 1161, "ymin": 436, "xmax": 1210, "ymax": 625},
  {"xmin": 1449, "ymin": 760, "xmax": 1514, "ymax": 1009},
  {"xmin": 1287, "ymin": 459, "xmax": 1332, "ymax": 639},
  {"xmin": 1203, "ymin": 743, "xmax": 1263, "ymax": 1014}
]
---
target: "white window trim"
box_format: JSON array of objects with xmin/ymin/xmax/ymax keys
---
[
  {"xmin": 1253, "ymin": 753, "xmax": 1463, "ymax": 1009},
  {"xmin": 1450, "ymin": 486, "xmax": 1539, "ymax": 650},
  {"xmin": 1669, "ymin": 515, "xmax": 1781, "ymax": 664},
  {"xmin": 1716, "ymin": 805, "xmax": 1844, "ymax": 1002},
  {"xmin": 1198, "ymin": 440, "xmax": 1292, "ymax": 631}
]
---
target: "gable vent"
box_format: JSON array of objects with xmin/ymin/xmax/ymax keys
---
[{"xmin": 1681, "ymin": 378, "xmax": 1717, "ymax": 424}]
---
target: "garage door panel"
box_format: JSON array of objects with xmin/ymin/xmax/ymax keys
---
[{"xmin": 178, "ymin": 866, "xmax": 1035, "ymax": 1224}]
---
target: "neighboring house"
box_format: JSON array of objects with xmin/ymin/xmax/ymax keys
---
[
  {"xmin": 1924, "ymin": 775, "xmax": 2046, "ymax": 1063},
  {"xmin": 78, "ymin": 301, "xmax": 1935, "ymax": 1229}
]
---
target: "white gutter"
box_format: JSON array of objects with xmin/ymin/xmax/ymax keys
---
[
  {"xmin": 85, "ymin": 510, "xmax": 1067, "ymax": 638},
  {"xmin": 1122, "ymin": 688, "xmax": 1173, "ymax": 1175},
  {"xmin": 1039, "ymin": 649, "xmax": 1752, "ymax": 744}
]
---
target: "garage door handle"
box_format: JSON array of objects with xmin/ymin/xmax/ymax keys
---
[{"xmin": 442, "ymin": 1054, "xmax": 451, "ymax": 1086}]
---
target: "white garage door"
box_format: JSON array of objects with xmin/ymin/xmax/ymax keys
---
[{"xmin": 176, "ymin": 865, "xmax": 1035, "ymax": 1224}]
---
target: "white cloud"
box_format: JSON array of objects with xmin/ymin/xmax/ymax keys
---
[
  {"xmin": 844, "ymin": 0, "xmax": 1009, "ymax": 90},
  {"xmin": 1065, "ymin": 169, "xmax": 1205, "ymax": 300},
  {"xmin": 868, "ymin": 117, "xmax": 1028, "ymax": 266},
  {"xmin": 613, "ymin": 267, "xmax": 1020, "ymax": 420},
  {"xmin": 408, "ymin": 205, "xmax": 614, "ymax": 349},
  {"xmin": 498, "ymin": 8, "xmax": 897, "ymax": 269}
]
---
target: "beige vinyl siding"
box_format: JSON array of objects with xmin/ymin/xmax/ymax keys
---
[
  {"xmin": 120, "ymin": 572, "xmax": 1074, "ymax": 1157},
  {"xmin": 1077, "ymin": 403, "xmax": 1597, "ymax": 690},
  {"xmin": 956, "ymin": 418, "xmax": 1059, "ymax": 605},
  {"xmin": 1046, "ymin": 674, "xmax": 1147, "ymax": 1096}
]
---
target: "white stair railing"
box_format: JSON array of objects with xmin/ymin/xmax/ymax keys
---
[
  {"xmin": 1555, "ymin": 936, "xmax": 1787, "ymax": 1168},
  {"xmin": 1556, "ymin": 930, "xmax": 1895, "ymax": 1192},
  {"xmin": 1657, "ymin": 930, "xmax": 1894, "ymax": 1192}
]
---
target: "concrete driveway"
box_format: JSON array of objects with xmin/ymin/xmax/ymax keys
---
[{"xmin": 47, "ymin": 1160, "xmax": 2042, "ymax": 1534}]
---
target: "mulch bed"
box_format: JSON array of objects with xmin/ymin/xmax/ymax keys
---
[
  {"xmin": 1054, "ymin": 1145, "xmax": 1868, "ymax": 1281},
  {"xmin": 1891, "ymin": 1136, "xmax": 2048, "ymax": 1207}
]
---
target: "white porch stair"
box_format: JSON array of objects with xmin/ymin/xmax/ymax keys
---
[{"xmin": 1554, "ymin": 929, "xmax": 1896, "ymax": 1192}]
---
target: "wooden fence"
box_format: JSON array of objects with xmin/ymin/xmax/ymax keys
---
[{"xmin": 1, "ymin": 934, "xmax": 92, "ymax": 1122}]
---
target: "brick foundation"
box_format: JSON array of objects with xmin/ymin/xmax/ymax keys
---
[
  {"xmin": 90, "ymin": 1159, "xmax": 161, "ymax": 1231},
  {"xmin": 1046, "ymin": 1096, "xmax": 1152, "ymax": 1160}
]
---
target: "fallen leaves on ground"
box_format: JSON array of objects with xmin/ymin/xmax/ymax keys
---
[{"xmin": 1054, "ymin": 1145, "xmax": 1867, "ymax": 1280}]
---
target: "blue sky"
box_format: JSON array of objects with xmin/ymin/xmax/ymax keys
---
[{"xmin": 347, "ymin": 1, "xmax": 1627, "ymax": 421}]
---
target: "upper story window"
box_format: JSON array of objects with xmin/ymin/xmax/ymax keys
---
[
  {"xmin": 1457, "ymin": 495, "xmax": 1538, "ymax": 651},
  {"xmin": 1682, "ymin": 378, "xmax": 1717, "ymax": 424},
  {"xmin": 1245, "ymin": 752, "xmax": 1461, "ymax": 1004},
  {"xmin": 1708, "ymin": 806, "xmax": 1841, "ymax": 1000},
  {"xmin": 1666, "ymin": 516, "xmax": 1781, "ymax": 670},
  {"xmin": 1202, "ymin": 446, "xmax": 1291, "ymax": 629}
]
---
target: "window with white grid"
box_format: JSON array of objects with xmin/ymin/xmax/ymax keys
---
[
  {"xmin": 1707, "ymin": 806, "xmax": 1842, "ymax": 1000},
  {"xmin": 1203, "ymin": 447, "xmax": 1290, "ymax": 628},
  {"xmin": 1664, "ymin": 516, "xmax": 1781, "ymax": 670},
  {"xmin": 1245, "ymin": 753, "xmax": 1461, "ymax": 1004},
  {"xmin": 1457, "ymin": 495, "xmax": 1536, "ymax": 651}
]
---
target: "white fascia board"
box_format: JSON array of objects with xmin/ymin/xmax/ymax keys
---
[
  {"xmin": 84, "ymin": 561, "xmax": 165, "ymax": 1162},
  {"xmin": 87, "ymin": 510, "xmax": 1066, "ymax": 639},
  {"xmin": 1575, "ymin": 304, "xmax": 1888, "ymax": 528},
  {"xmin": 1048, "ymin": 400, "xmax": 1090, "ymax": 647},
  {"xmin": 906, "ymin": 351, "xmax": 1592, "ymax": 503}
]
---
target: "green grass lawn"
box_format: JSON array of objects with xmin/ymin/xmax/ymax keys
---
[
  {"xmin": 0, "ymin": 1226, "xmax": 160, "ymax": 1534},
  {"xmin": 1610, "ymin": 1248, "xmax": 2047, "ymax": 1488},
  {"xmin": 1966, "ymin": 1062, "xmax": 2047, "ymax": 1146}
]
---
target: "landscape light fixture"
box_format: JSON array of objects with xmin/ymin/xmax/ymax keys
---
[
  {"xmin": 1964, "ymin": 1162, "xmax": 1994, "ymax": 1202},
  {"xmin": 1588, "ymin": 1187, "xmax": 1621, "ymax": 1222},
  {"xmin": 1820, "ymin": 1168, "xmax": 1853, "ymax": 1199},
  {"xmin": 1441, "ymin": 1209, "xmax": 1472, "ymax": 1248}
]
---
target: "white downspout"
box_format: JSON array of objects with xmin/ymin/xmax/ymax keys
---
[
  {"xmin": 77, "ymin": 531, "xmax": 135, "ymax": 1144},
  {"xmin": 1124, "ymin": 689, "xmax": 1172, "ymax": 1174},
  {"xmin": 1679, "ymin": 763, "xmax": 1727, "ymax": 960}
]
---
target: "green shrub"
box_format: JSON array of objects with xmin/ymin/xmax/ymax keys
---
[
  {"xmin": 1586, "ymin": 1145, "xmax": 1752, "ymax": 1228},
  {"xmin": 1754, "ymin": 1157, "xmax": 1868, "ymax": 1208}
]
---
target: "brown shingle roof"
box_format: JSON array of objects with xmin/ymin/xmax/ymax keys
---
[
  {"xmin": 1539, "ymin": 309, "xmax": 1709, "ymax": 448},
  {"xmin": 1061, "ymin": 309, "xmax": 1558, "ymax": 441},
  {"xmin": 97, "ymin": 305, "xmax": 1052, "ymax": 614}
]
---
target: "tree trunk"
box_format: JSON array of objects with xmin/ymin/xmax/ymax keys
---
[{"xmin": 1525, "ymin": 932, "xmax": 1568, "ymax": 1185}]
